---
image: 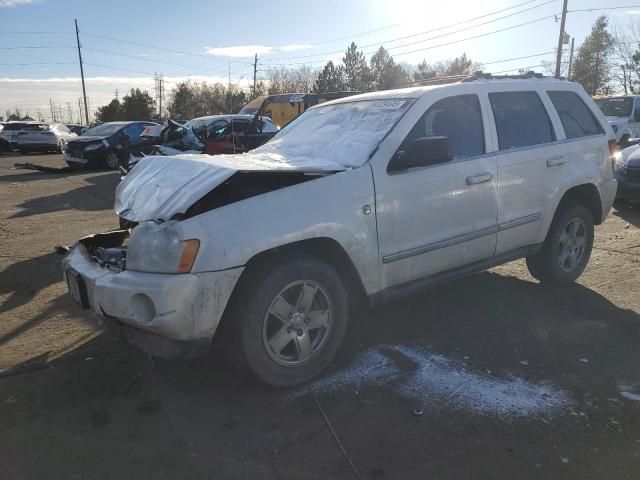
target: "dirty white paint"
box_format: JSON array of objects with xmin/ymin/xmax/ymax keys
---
[
  {"xmin": 618, "ymin": 384, "xmax": 640, "ymax": 401},
  {"xmin": 292, "ymin": 345, "xmax": 571, "ymax": 418}
]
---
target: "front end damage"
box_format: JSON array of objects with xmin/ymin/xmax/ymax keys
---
[{"xmin": 62, "ymin": 230, "xmax": 243, "ymax": 359}]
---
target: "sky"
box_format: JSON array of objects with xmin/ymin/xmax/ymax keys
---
[{"xmin": 1, "ymin": 0, "xmax": 639, "ymax": 123}]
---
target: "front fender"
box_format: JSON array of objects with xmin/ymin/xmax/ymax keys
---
[{"xmin": 177, "ymin": 166, "xmax": 380, "ymax": 294}]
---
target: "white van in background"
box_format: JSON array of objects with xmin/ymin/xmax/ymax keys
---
[{"xmin": 594, "ymin": 95, "xmax": 640, "ymax": 147}]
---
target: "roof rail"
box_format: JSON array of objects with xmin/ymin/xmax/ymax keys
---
[{"xmin": 460, "ymin": 71, "xmax": 562, "ymax": 82}]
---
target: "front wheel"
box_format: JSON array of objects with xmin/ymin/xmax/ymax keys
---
[
  {"xmin": 105, "ymin": 152, "xmax": 120, "ymax": 170},
  {"xmin": 526, "ymin": 204, "xmax": 594, "ymax": 285},
  {"xmin": 228, "ymin": 256, "xmax": 350, "ymax": 387}
]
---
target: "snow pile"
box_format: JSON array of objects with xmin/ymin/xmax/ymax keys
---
[
  {"xmin": 618, "ymin": 384, "xmax": 640, "ymax": 401},
  {"xmin": 253, "ymin": 99, "xmax": 410, "ymax": 169},
  {"xmin": 292, "ymin": 344, "xmax": 570, "ymax": 418}
]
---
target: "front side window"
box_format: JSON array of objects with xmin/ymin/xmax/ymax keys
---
[
  {"xmin": 547, "ymin": 91, "xmax": 604, "ymax": 139},
  {"xmin": 489, "ymin": 91, "xmax": 556, "ymax": 150},
  {"xmin": 400, "ymin": 94, "xmax": 485, "ymax": 159}
]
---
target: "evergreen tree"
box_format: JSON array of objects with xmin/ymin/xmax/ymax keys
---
[
  {"xmin": 121, "ymin": 88, "xmax": 155, "ymax": 120},
  {"xmin": 95, "ymin": 99, "xmax": 123, "ymax": 122},
  {"xmin": 572, "ymin": 15, "xmax": 614, "ymax": 95},
  {"xmin": 369, "ymin": 46, "xmax": 409, "ymax": 90},
  {"xmin": 342, "ymin": 42, "xmax": 371, "ymax": 91},
  {"xmin": 314, "ymin": 61, "xmax": 346, "ymax": 92}
]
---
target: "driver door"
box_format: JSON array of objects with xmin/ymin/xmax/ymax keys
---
[{"xmin": 374, "ymin": 94, "xmax": 498, "ymax": 290}]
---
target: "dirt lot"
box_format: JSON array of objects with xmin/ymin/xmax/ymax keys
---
[{"xmin": 1, "ymin": 152, "xmax": 640, "ymax": 479}]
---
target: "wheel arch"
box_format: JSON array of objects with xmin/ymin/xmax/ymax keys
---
[{"xmin": 555, "ymin": 183, "xmax": 603, "ymax": 225}]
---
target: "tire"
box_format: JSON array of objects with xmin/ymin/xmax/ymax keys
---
[
  {"xmin": 227, "ymin": 256, "xmax": 350, "ymax": 387},
  {"xmin": 526, "ymin": 203, "xmax": 594, "ymax": 285},
  {"xmin": 105, "ymin": 152, "xmax": 120, "ymax": 170}
]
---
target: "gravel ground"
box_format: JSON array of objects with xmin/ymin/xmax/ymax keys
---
[{"xmin": 1, "ymin": 153, "xmax": 640, "ymax": 479}]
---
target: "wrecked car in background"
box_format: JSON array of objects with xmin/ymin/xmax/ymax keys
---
[
  {"xmin": 64, "ymin": 121, "xmax": 159, "ymax": 169},
  {"xmin": 62, "ymin": 78, "xmax": 616, "ymax": 387},
  {"xmin": 16, "ymin": 122, "xmax": 77, "ymax": 154}
]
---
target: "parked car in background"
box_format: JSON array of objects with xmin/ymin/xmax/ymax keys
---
[
  {"xmin": 62, "ymin": 76, "xmax": 617, "ymax": 386},
  {"xmin": 614, "ymin": 143, "xmax": 640, "ymax": 200},
  {"xmin": 0, "ymin": 136, "xmax": 10, "ymax": 153},
  {"xmin": 16, "ymin": 123, "xmax": 77, "ymax": 154},
  {"xmin": 64, "ymin": 121, "xmax": 159, "ymax": 169},
  {"xmin": 185, "ymin": 114, "xmax": 279, "ymax": 155},
  {"xmin": 1, "ymin": 121, "xmax": 34, "ymax": 148},
  {"xmin": 66, "ymin": 124, "xmax": 85, "ymax": 135},
  {"xmin": 594, "ymin": 96, "xmax": 640, "ymax": 147}
]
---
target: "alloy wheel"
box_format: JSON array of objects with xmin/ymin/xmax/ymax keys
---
[
  {"xmin": 558, "ymin": 217, "xmax": 587, "ymax": 272},
  {"xmin": 262, "ymin": 280, "xmax": 334, "ymax": 367}
]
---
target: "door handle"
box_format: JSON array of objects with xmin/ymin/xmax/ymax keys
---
[
  {"xmin": 546, "ymin": 155, "xmax": 566, "ymax": 167},
  {"xmin": 466, "ymin": 172, "xmax": 493, "ymax": 185}
]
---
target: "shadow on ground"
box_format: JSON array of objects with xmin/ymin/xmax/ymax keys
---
[
  {"xmin": 613, "ymin": 200, "xmax": 640, "ymax": 228},
  {"xmin": 8, "ymin": 172, "xmax": 119, "ymax": 218},
  {"xmin": 2, "ymin": 271, "xmax": 640, "ymax": 479}
]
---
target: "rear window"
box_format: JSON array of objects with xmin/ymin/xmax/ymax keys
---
[
  {"xmin": 21, "ymin": 124, "xmax": 50, "ymax": 132},
  {"xmin": 547, "ymin": 91, "xmax": 604, "ymax": 139},
  {"xmin": 489, "ymin": 91, "xmax": 556, "ymax": 150}
]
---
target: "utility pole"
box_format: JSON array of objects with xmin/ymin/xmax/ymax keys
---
[
  {"xmin": 159, "ymin": 74, "xmax": 163, "ymax": 119},
  {"xmin": 228, "ymin": 61, "xmax": 231, "ymax": 90},
  {"xmin": 77, "ymin": 98, "xmax": 82, "ymax": 124},
  {"xmin": 567, "ymin": 37, "xmax": 575, "ymax": 80},
  {"xmin": 253, "ymin": 53, "xmax": 258, "ymax": 98},
  {"xmin": 49, "ymin": 98, "xmax": 55, "ymax": 122},
  {"xmin": 74, "ymin": 19, "xmax": 90, "ymax": 125},
  {"xmin": 555, "ymin": 0, "xmax": 569, "ymax": 77}
]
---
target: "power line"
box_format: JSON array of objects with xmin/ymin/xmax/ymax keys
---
[
  {"xmin": 0, "ymin": 31, "xmax": 72, "ymax": 34},
  {"xmin": 0, "ymin": 62, "xmax": 75, "ymax": 66},
  {"xmin": 79, "ymin": 31, "xmax": 250, "ymax": 66},
  {"xmin": 263, "ymin": 0, "xmax": 558, "ymax": 63},
  {"xmin": 0, "ymin": 46, "xmax": 75, "ymax": 50},
  {"xmin": 568, "ymin": 5, "xmax": 640, "ymax": 13},
  {"xmin": 83, "ymin": 47, "xmax": 232, "ymax": 76}
]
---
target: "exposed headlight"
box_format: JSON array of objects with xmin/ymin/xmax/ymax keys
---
[
  {"xmin": 127, "ymin": 221, "xmax": 199, "ymax": 273},
  {"xmin": 84, "ymin": 143, "xmax": 102, "ymax": 151}
]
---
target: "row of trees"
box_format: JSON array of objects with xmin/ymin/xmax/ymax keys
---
[
  {"xmin": 94, "ymin": 42, "xmax": 478, "ymax": 122},
  {"xmin": 94, "ymin": 16, "xmax": 640, "ymax": 122}
]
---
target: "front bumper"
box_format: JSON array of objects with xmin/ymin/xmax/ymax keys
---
[
  {"xmin": 62, "ymin": 240, "xmax": 244, "ymax": 357},
  {"xmin": 598, "ymin": 178, "xmax": 618, "ymax": 219}
]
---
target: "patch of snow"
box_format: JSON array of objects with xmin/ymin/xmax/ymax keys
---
[
  {"xmin": 619, "ymin": 384, "xmax": 640, "ymax": 401},
  {"xmin": 292, "ymin": 345, "xmax": 570, "ymax": 418}
]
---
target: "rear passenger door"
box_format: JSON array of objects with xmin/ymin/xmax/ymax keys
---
[
  {"xmin": 546, "ymin": 90, "xmax": 607, "ymax": 193},
  {"xmin": 488, "ymin": 90, "xmax": 569, "ymax": 255}
]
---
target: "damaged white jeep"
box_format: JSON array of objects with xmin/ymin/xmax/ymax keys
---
[{"xmin": 63, "ymin": 76, "xmax": 617, "ymax": 386}]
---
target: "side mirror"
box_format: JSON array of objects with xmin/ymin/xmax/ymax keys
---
[{"xmin": 389, "ymin": 136, "xmax": 452, "ymax": 172}]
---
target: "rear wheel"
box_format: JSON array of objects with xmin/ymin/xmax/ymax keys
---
[
  {"xmin": 105, "ymin": 152, "xmax": 120, "ymax": 170},
  {"xmin": 526, "ymin": 204, "xmax": 594, "ymax": 285},
  {"xmin": 227, "ymin": 256, "xmax": 349, "ymax": 387}
]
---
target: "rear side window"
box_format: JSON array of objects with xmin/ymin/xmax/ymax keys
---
[
  {"xmin": 547, "ymin": 91, "xmax": 604, "ymax": 139},
  {"xmin": 402, "ymin": 94, "xmax": 485, "ymax": 159},
  {"xmin": 489, "ymin": 92, "xmax": 556, "ymax": 150}
]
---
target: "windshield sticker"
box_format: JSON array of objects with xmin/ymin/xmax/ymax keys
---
[
  {"xmin": 372, "ymin": 100, "xmax": 407, "ymax": 110},
  {"xmin": 289, "ymin": 95, "xmax": 304, "ymax": 103}
]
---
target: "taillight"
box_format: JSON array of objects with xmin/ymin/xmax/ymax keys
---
[{"xmin": 609, "ymin": 139, "xmax": 618, "ymax": 168}]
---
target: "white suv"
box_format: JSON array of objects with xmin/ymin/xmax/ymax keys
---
[
  {"xmin": 594, "ymin": 95, "xmax": 640, "ymax": 147},
  {"xmin": 62, "ymin": 76, "xmax": 618, "ymax": 386}
]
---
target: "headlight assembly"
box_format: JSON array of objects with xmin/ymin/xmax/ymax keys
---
[
  {"xmin": 127, "ymin": 221, "xmax": 199, "ymax": 273},
  {"xmin": 84, "ymin": 143, "xmax": 102, "ymax": 151}
]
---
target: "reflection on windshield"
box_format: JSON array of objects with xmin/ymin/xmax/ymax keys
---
[
  {"xmin": 595, "ymin": 97, "xmax": 633, "ymax": 117},
  {"xmin": 82, "ymin": 123, "xmax": 124, "ymax": 137},
  {"xmin": 254, "ymin": 99, "xmax": 412, "ymax": 169}
]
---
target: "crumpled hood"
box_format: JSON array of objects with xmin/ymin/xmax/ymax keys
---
[
  {"xmin": 618, "ymin": 144, "xmax": 640, "ymax": 168},
  {"xmin": 115, "ymin": 151, "xmax": 345, "ymax": 222}
]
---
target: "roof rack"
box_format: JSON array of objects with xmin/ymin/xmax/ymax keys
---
[{"xmin": 461, "ymin": 71, "xmax": 565, "ymax": 82}]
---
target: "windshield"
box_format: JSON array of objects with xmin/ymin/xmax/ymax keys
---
[
  {"xmin": 595, "ymin": 97, "xmax": 633, "ymax": 117},
  {"xmin": 252, "ymin": 99, "xmax": 411, "ymax": 169},
  {"xmin": 82, "ymin": 123, "xmax": 125, "ymax": 137}
]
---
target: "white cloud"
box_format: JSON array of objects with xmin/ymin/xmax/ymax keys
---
[
  {"xmin": 205, "ymin": 44, "xmax": 314, "ymax": 57},
  {"xmin": 0, "ymin": 0, "xmax": 33, "ymax": 6},
  {"xmin": 278, "ymin": 44, "xmax": 314, "ymax": 52},
  {"xmin": 205, "ymin": 45, "xmax": 273, "ymax": 57}
]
